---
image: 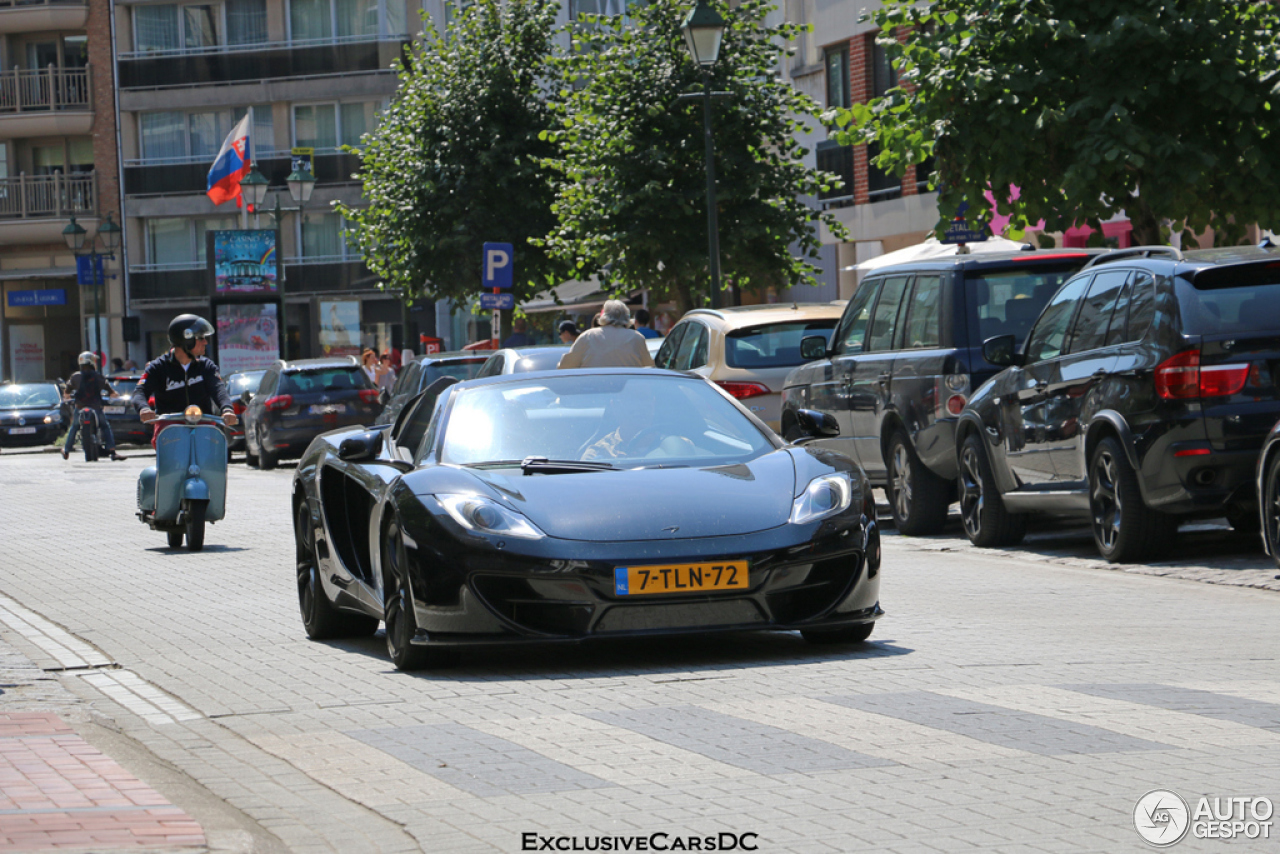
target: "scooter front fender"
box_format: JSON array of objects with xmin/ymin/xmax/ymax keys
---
[{"xmin": 183, "ymin": 477, "xmax": 209, "ymax": 502}]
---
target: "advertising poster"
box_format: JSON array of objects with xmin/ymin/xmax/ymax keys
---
[
  {"xmin": 215, "ymin": 302, "xmax": 280, "ymax": 373},
  {"xmin": 9, "ymin": 325, "xmax": 45, "ymax": 383},
  {"xmin": 319, "ymin": 300, "xmax": 361, "ymax": 357},
  {"xmin": 212, "ymin": 230, "xmax": 278, "ymax": 295}
]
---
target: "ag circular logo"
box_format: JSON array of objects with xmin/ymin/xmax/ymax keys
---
[{"xmin": 1135, "ymin": 789, "xmax": 1190, "ymax": 847}]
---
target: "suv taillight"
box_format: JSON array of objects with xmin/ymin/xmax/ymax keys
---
[
  {"xmin": 1155, "ymin": 350, "xmax": 1249, "ymax": 399},
  {"xmin": 358, "ymin": 389, "xmax": 380, "ymax": 404},
  {"xmin": 264, "ymin": 394, "xmax": 293, "ymax": 411},
  {"xmin": 717, "ymin": 381, "xmax": 770, "ymax": 400},
  {"xmin": 232, "ymin": 400, "xmax": 247, "ymax": 415}
]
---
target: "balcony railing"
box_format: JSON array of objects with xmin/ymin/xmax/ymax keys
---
[
  {"xmin": 0, "ymin": 172, "xmax": 95, "ymax": 219},
  {"xmin": 0, "ymin": 0, "xmax": 85, "ymax": 8},
  {"xmin": 0, "ymin": 65, "xmax": 90, "ymax": 113},
  {"xmin": 129, "ymin": 257, "xmax": 374, "ymax": 301}
]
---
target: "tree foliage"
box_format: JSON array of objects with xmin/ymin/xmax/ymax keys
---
[
  {"xmin": 339, "ymin": 0, "xmax": 567, "ymax": 304},
  {"xmin": 835, "ymin": 0, "xmax": 1280, "ymax": 246},
  {"xmin": 540, "ymin": 0, "xmax": 847, "ymax": 313}
]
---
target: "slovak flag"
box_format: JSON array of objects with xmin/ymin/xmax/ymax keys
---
[{"xmin": 206, "ymin": 113, "xmax": 252, "ymax": 207}]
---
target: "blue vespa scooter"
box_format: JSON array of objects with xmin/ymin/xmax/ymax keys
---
[{"xmin": 136, "ymin": 406, "xmax": 227, "ymax": 551}]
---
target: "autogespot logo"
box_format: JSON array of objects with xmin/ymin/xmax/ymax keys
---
[{"xmin": 1135, "ymin": 789, "xmax": 1191, "ymax": 847}]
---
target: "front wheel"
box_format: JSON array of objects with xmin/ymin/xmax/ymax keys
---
[
  {"xmin": 1263, "ymin": 453, "xmax": 1280, "ymax": 570},
  {"xmin": 185, "ymin": 500, "xmax": 207, "ymax": 552},
  {"xmin": 1088, "ymin": 437, "xmax": 1176, "ymax": 563},
  {"xmin": 801, "ymin": 623, "xmax": 875, "ymax": 645},
  {"xmin": 886, "ymin": 431, "xmax": 950, "ymax": 535},
  {"xmin": 958, "ymin": 433, "xmax": 1026, "ymax": 547},
  {"xmin": 383, "ymin": 514, "xmax": 457, "ymax": 671}
]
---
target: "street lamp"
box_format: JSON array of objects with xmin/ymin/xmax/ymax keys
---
[
  {"xmin": 681, "ymin": 0, "xmax": 726, "ymax": 308},
  {"xmin": 64, "ymin": 214, "xmax": 119, "ymax": 362}
]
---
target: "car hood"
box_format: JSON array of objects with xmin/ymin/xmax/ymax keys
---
[{"xmin": 465, "ymin": 451, "xmax": 798, "ymax": 541}]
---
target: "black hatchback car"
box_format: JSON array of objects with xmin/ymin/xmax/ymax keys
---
[
  {"xmin": 958, "ymin": 245, "xmax": 1280, "ymax": 562},
  {"xmin": 0, "ymin": 382, "xmax": 66, "ymax": 447},
  {"xmin": 373, "ymin": 351, "xmax": 489, "ymax": 427},
  {"xmin": 782, "ymin": 248, "xmax": 1100, "ymax": 534},
  {"xmin": 243, "ymin": 357, "xmax": 384, "ymax": 469}
]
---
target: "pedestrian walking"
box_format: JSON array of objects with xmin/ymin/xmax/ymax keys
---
[
  {"xmin": 376, "ymin": 354, "xmax": 396, "ymax": 392},
  {"xmin": 634, "ymin": 309, "xmax": 660, "ymax": 339},
  {"xmin": 502, "ymin": 318, "xmax": 536, "ymax": 348},
  {"xmin": 558, "ymin": 320, "xmax": 580, "ymax": 345},
  {"xmin": 557, "ymin": 300, "xmax": 656, "ymax": 369}
]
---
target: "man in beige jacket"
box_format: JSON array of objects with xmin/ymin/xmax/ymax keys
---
[{"xmin": 558, "ymin": 300, "xmax": 657, "ymax": 369}]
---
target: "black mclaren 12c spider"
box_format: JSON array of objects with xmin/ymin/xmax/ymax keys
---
[{"xmin": 292, "ymin": 368, "xmax": 883, "ymax": 670}]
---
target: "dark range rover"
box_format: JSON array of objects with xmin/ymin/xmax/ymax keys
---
[
  {"xmin": 782, "ymin": 248, "xmax": 1101, "ymax": 534},
  {"xmin": 957, "ymin": 245, "xmax": 1280, "ymax": 562}
]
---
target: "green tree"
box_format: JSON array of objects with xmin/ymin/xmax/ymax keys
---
[
  {"xmin": 340, "ymin": 0, "xmax": 567, "ymax": 304},
  {"xmin": 540, "ymin": 0, "xmax": 847, "ymax": 314},
  {"xmin": 836, "ymin": 0, "xmax": 1280, "ymax": 246}
]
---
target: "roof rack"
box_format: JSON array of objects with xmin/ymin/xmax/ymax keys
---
[{"xmin": 1082, "ymin": 246, "xmax": 1183, "ymax": 269}]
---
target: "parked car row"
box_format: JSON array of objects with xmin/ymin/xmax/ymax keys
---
[{"xmin": 779, "ymin": 243, "xmax": 1280, "ymax": 568}]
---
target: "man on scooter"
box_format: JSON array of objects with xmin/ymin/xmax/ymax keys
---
[
  {"xmin": 133, "ymin": 315, "xmax": 238, "ymax": 435},
  {"xmin": 62, "ymin": 351, "xmax": 125, "ymax": 461}
]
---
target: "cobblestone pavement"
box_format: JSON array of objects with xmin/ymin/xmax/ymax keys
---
[{"xmin": 0, "ymin": 449, "xmax": 1278, "ymax": 853}]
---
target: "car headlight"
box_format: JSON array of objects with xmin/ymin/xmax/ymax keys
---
[
  {"xmin": 790, "ymin": 473, "xmax": 853, "ymax": 524},
  {"xmin": 44, "ymin": 411, "xmax": 60, "ymax": 424},
  {"xmin": 437, "ymin": 494, "xmax": 545, "ymax": 540}
]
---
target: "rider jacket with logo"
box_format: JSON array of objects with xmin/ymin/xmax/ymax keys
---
[{"xmin": 131, "ymin": 352, "xmax": 234, "ymax": 417}]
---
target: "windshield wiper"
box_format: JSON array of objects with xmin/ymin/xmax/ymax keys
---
[{"xmin": 520, "ymin": 456, "xmax": 618, "ymax": 475}]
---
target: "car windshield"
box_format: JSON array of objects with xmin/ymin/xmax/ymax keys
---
[
  {"xmin": 439, "ymin": 374, "xmax": 773, "ymax": 468},
  {"xmin": 108, "ymin": 378, "xmax": 138, "ymax": 395},
  {"xmin": 970, "ymin": 264, "xmax": 1083, "ymax": 348},
  {"xmin": 280, "ymin": 368, "xmax": 369, "ymax": 393},
  {"xmin": 1175, "ymin": 274, "xmax": 1280, "ymax": 335},
  {"xmin": 424, "ymin": 360, "xmax": 486, "ymax": 385},
  {"xmin": 0, "ymin": 384, "xmax": 59, "ymax": 407},
  {"xmin": 725, "ymin": 321, "xmax": 837, "ymax": 368},
  {"xmin": 227, "ymin": 371, "xmax": 266, "ymax": 394}
]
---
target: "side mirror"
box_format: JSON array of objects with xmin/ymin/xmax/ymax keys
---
[
  {"xmin": 337, "ymin": 430, "xmax": 383, "ymax": 462},
  {"xmin": 800, "ymin": 335, "xmax": 829, "ymax": 361},
  {"xmin": 793, "ymin": 408, "xmax": 840, "ymax": 440},
  {"xmin": 982, "ymin": 334, "xmax": 1021, "ymax": 367},
  {"xmin": 379, "ymin": 388, "xmax": 391, "ymax": 405},
  {"xmin": 239, "ymin": 389, "xmax": 254, "ymax": 406}
]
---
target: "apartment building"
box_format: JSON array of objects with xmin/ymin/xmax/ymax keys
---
[
  {"xmin": 115, "ymin": 0, "xmax": 451, "ymax": 362},
  {"xmin": 0, "ymin": 0, "xmax": 121, "ymax": 381}
]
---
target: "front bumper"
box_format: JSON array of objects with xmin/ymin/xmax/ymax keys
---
[{"xmin": 0, "ymin": 424, "xmax": 61, "ymax": 447}]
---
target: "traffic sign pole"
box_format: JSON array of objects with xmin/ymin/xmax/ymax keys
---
[{"xmin": 482, "ymin": 242, "xmax": 515, "ymax": 349}]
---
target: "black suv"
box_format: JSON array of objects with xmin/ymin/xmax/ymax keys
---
[
  {"xmin": 957, "ymin": 245, "xmax": 1280, "ymax": 562},
  {"xmin": 782, "ymin": 248, "xmax": 1100, "ymax": 534},
  {"xmin": 242, "ymin": 356, "xmax": 384, "ymax": 469}
]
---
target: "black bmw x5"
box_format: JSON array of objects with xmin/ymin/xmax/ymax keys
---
[{"xmin": 957, "ymin": 245, "xmax": 1280, "ymax": 562}]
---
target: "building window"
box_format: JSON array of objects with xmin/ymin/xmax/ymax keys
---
[
  {"xmin": 825, "ymin": 44, "xmax": 849, "ymax": 110},
  {"xmin": 293, "ymin": 102, "xmax": 381, "ymax": 152},
  {"xmin": 146, "ymin": 217, "xmax": 238, "ymax": 266},
  {"xmin": 227, "ymin": 0, "xmax": 268, "ymax": 44},
  {"xmin": 872, "ymin": 36, "xmax": 897, "ymax": 98},
  {"xmin": 300, "ymin": 212, "xmax": 357, "ymax": 260},
  {"xmin": 133, "ymin": 0, "xmax": 267, "ymax": 53},
  {"xmin": 139, "ymin": 106, "xmax": 274, "ymax": 163},
  {"xmin": 288, "ymin": 0, "xmax": 408, "ymax": 43}
]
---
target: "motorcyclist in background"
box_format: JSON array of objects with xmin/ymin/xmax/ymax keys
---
[
  {"xmin": 133, "ymin": 315, "xmax": 237, "ymax": 436},
  {"xmin": 62, "ymin": 351, "xmax": 125, "ymax": 461}
]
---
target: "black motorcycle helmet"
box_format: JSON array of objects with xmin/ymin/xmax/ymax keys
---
[{"xmin": 168, "ymin": 314, "xmax": 215, "ymax": 354}]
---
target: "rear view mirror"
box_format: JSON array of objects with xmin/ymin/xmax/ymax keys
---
[
  {"xmin": 338, "ymin": 430, "xmax": 383, "ymax": 462},
  {"xmin": 982, "ymin": 334, "xmax": 1021, "ymax": 367},
  {"xmin": 239, "ymin": 390, "xmax": 254, "ymax": 406},
  {"xmin": 792, "ymin": 408, "xmax": 840, "ymax": 442},
  {"xmin": 800, "ymin": 335, "xmax": 829, "ymax": 361}
]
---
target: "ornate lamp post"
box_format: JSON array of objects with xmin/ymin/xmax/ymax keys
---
[
  {"xmin": 64, "ymin": 214, "xmax": 121, "ymax": 361},
  {"xmin": 681, "ymin": 0, "xmax": 726, "ymax": 309}
]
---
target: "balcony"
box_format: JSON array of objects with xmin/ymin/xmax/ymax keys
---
[
  {"xmin": 0, "ymin": 0, "xmax": 87, "ymax": 34},
  {"xmin": 118, "ymin": 38, "xmax": 406, "ymax": 90},
  {"xmin": 0, "ymin": 65, "xmax": 93, "ymax": 137},
  {"xmin": 125, "ymin": 152, "xmax": 361, "ymax": 197},
  {"xmin": 0, "ymin": 171, "xmax": 96, "ymax": 245},
  {"xmin": 129, "ymin": 257, "xmax": 375, "ymax": 303}
]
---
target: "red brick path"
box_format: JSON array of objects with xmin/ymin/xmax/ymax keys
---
[{"xmin": 0, "ymin": 713, "xmax": 204, "ymax": 851}]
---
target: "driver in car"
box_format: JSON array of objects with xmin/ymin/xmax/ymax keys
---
[{"xmin": 582, "ymin": 385, "xmax": 698, "ymax": 461}]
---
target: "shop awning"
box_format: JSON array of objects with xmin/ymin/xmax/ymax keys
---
[
  {"xmin": 0, "ymin": 267, "xmax": 78, "ymax": 281},
  {"xmin": 520, "ymin": 279, "xmax": 608, "ymax": 314}
]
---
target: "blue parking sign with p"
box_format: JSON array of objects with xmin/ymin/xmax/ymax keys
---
[{"xmin": 483, "ymin": 242, "xmax": 514, "ymax": 290}]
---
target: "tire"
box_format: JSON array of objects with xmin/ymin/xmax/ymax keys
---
[
  {"xmin": 802, "ymin": 622, "xmax": 875, "ymax": 645},
  {"xmin": 1263, "ymin": 453, "xmax": 1280, "ymax": 570},
  {"xmin": 383, "ymin": 513, "xmax": 457, "ymax": 671},
  {"xmin": 1088, "ymin": 436, "xmax": 1177, "ymax": 563},
  {"xmin": 295, "ymin": 500, "xmax": 377, "ymax": 640},
  {"xmin": 258, "ymin": 426, "xmax": 278, "ymax": 470},
  {"xmin": 886, "ymin": 430, "xmax": 950, "ymax": 535},
  {"xmin": 185, "ymin": 500, "xmax": 207, "ymax": 552},
  {"xmin": 244, "ymin": 423, "xmax": 259, "ymax": 468},
  {"xmin": 958, "ymin": 433, "xmax": 1027, "ymax": 547},
  {"xmin": 83, "ymin": 422, "xmax": 97, "ymax": 462},
  {"xmin": 166, "ymin": 529, "xmax": 184, "ymax": 549}
]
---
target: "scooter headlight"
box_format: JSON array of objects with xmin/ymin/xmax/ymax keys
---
[{"xmin": 184, "ymin": 405, "xmax": 202, "ymax": 424}]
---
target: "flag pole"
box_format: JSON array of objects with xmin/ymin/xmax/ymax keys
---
[{"xmin": 241, "ymin": 106, "xmax": 253, "ymax": 229}]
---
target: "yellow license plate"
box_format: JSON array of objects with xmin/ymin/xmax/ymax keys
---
[{"xmin": 614, "ymin": 560, "xmax": 749, "ymax": 596}]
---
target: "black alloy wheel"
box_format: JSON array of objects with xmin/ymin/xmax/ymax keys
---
[
  {"xmin": 801, "ymin": 622, "xmax": 875, "ymax": 645},
  {"xmin": 257, "ymin": 425, "xmax": 278, "ymax": 470},
  {"xmin": 295, "ymin": 500, "xmax": 378, "ymax": 640},
  {"xmin": 958, "ymin": 433, "xmax": 1026, "ymax": 547},
  {"xmin": 1088, "ymin": 437, "xmax": 1176, "ymax": 563},
  {"xmin": 1266, "ymin": 453, "xmax": 1280, "ymax": 570},
  {"xmin": 886, "ymin": 431, "xmax": 949, "ymax": 535},
  {"xmin": 383, "ymin": 513, "xmax": 457, "ymax": 671}
]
